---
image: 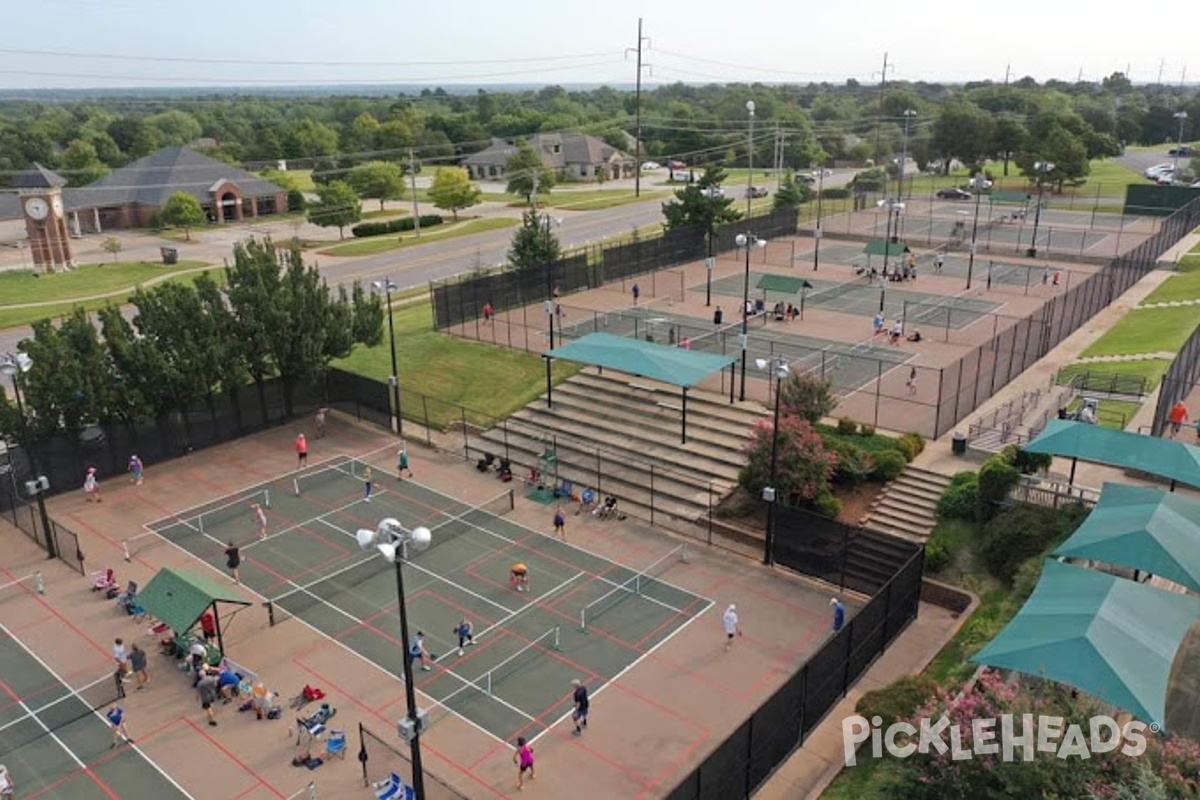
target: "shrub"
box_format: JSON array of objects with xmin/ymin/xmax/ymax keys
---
[
  {"xmin": 824, "ymin": 439, "xmax": 873, "ymax": 486},
  {"xmin": 287, "ymin": 189, "xmax": 306, "ymax": 212},
  {"xmin": 977, "ymin": 456, "xmax": 1021, "ymax": 523},
  {"xmin": 810, "ymin": 490, "xmax": 842, "ymax": 519},
  {"xmin": 836, "ymin": 417, "xmax": 858, "ymax": 435},
  {"xmin": 859, "ymin": 424, "xmax": 876, "ymax": 437},
  {"xmin": 820, "ymin": 187, "xmax": 850, "ymax": 200},
  {"xmin": 899, "ymin": 432, "xmax": 925, "ymax": 460},
  {"xmin": 924, "ymin": 540, "xmax": 951, "ymax": 573},
  {"xmin": 742, "ymin": 417, "xmax": 836, "ymax": 501},
  {"xmin": 979, "ymin": 506, "xmax": 1067, "ymax": 584},
  {"xmin": 1008, "ymin": 445, "xmax": 1052, "ymax": 475},
  {"xmin": 1011, "ymin": 554, "xmax": 1046, "ymax": 602},
  {"xmin": 351, "ymin": 214, "xmax": 445, "ymax": 238},
  {"xmin": 872, "ymin": 450, "xmax": 907, "ymax": 481},
  {"xmin": 936, "ymin": 474, "xmax": 978, "ymax": 521},
  {"xmin": 856, "ymin": 675, "xmax": 938, "ymax": 730},
  {"xmin": 780, "ymin": 374, "xmax": 836, "ymax": 424}
]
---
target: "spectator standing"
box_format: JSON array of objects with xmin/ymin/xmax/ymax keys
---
[
  {"xmin": 1169, "ymin": 401, "xmax": 1190, "ymax": 437},
  {"xmin": 362, "ymin": 466, "xmax": 373, "ymax": 502},
  {"xmin": 631, "ymin": 283, "xmax": 640, "ymax": 304},
  {"xmin": 84, "ymin": 467, "xmax": 102, "ymax": 503},
  {"xmin": 295, "ymin": 433, "xmax": 308, "ymax": 467},
  {"xmin": 129, "ymin": 644, "xmax": 149, "ymax": 691},
  {"xmin": 483, "ymin": 301, "xmax": 494, "ymax": 323},
  {"xmin": 128, "ymin": 455, "xmax": 144, "ymax": 486},
  {"xmin": 314, "ymin": 408, "xmax": 327, "ymax": 438},
  {"xmin": 831, "ymin": 597, "xmax": 846, "ymax": 633},
  {"xmin": 397, "ymin": 442, "xmax": 413, "ymax": 479},
  {"xmin": 722, "ymin": 604, "xmax": 741, "ymax": 652},
  {"xmin": 553, "ymin": 506, "xmax": 566, "ymax": 540},
  {"xmin": 571, "ymin": 679, "xmax": 589, "ymax": 736},
  {"xmin": 106, "ymin": 704, "xmax": 132, "ymax": 748},
  {"xmin": 189, "ymin": 641, "xmax": 207, "ymax": 686},
  {"xmin": 112, "ymin": 638, "xmax": 129, "ymax": 680},
  {"xmin": 197, "ymin": 673, "xmax": 220, "ymax": 726},
  {"xmin": 199, "ymin": 611, "xmax": 216, "ymax": 642}
]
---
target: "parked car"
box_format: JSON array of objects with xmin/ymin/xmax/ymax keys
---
[
  {"xmin": 1144, "ymin": 163, "xmax": 1174, "ymax": 178},
  {"xmin": 794, "ymin": 173, "xmax": 816, "ymax": 185},
  {"xmin": 1167, "ymin": 146, "xmax": 1193, "ymax": 157},
  {"xmin": 936, "ymin": 188, "xmax": 972, "ymax": 200},
  {"xmin": 641, "ymin": 161, "xmax": 661, "ymax": 171},
  {"xmin": 700, "ymin": 185, "xmax": 725, "ymax": 198},
  {"xmin": 746, "ymin": 186, "xmax": 769, "ymax": 198},
  {"xmin": 967, "ymin": 176, "xmax": 993, "ymax": 189}
]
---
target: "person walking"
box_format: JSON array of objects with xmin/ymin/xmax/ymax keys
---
[
  {"xmin": 1052, "ymin": 270, "xmax": 1062, "ymax": 287},
  {"xmin": 906, "ymin": 366, "xmax": 918, "ymax": 395},
  {"xmin": 397, "ymin": 442, "xmax": 413, "ymax": 480},
  {"xmin": 571, "ymin": 679, "xmax": 589, "ymax": 736},
  {"xmin": 362, "ymin": 466, "xmax": 373, "ymax": 503},
  {"xmin": 84, "ymin": 467, "xmax": 102, "ymax": 503},
  {"xmin": 831, "ymin": 597, "xmax": 846, "ymax": 633},
  {"xmin": 713, "ymin": 306, "xmax": 723, "ymax": 326},
  {"xmin": 553, "ymin": 505, "xmax": 566, "ymax": 541},
  {"xmin": 513, "ymin": 737, "xmax": 536, "ymax": 790},
  {"xmin": 314, "ymin": 408, "xmax": 327, "ymax": 438},
  {"xmin": 454, "ymin": 618, "xmax": 475, "ymax": 656},
  {"xmin": 722, "ymin": 604, "xmax": 741, "ymax": 652},
  {"xmin": 197, "ymin": 673, "xmax": 220, "ymax": 726},
  {"xmin": 106, "ymin": 704, "xmax": 132, "ymax": 748},
  {"xmin": 872, "ymin": 311, "xmax": 884, "ymax": 337},
  {"xmin": 1169, "ymin": 400, "xmax": 1190, "ymax": 437},
  {"xmin": 295, "ymin": 433, "xmax": 308, "ymax": 468},
  {"xmin": 934, "ymin": 253, "xmax": 944, "ymax": 273},
  {"xmin": 129, "ymin": 643, "xmax": 149, "ymax": 691},
  {"xmin": 631, "ymin": 283, "xmax": 640, "ymax": 305},
  {"xmin": 112, "ymin": 638, "xmax": 129, "ymax": 682},
  {"xmin": 128, "ymin": 455, "xmax": 144, "ymax": 486},
  {"xmin": 251, "ymin": 502, "xmax": 268, "ymax": 539},
  {"xmin": 224, "ymin": 541, "xmax": 241, "ymax": 584},
  {"xmin": 483, "ymin": 301, "xmax": 494, "ymax": 323},
  {"xmin": 409, "ymin": 631, "xmax": 433, "ymax": 672}
]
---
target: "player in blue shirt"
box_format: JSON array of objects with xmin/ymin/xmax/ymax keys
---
[{"xmin": 106, "ymin": 705, "xmax": 132, "ymax": 748}]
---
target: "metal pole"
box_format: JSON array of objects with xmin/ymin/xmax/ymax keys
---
[
  {"xmin": 9, "ymin": 370, "xmax": 56, "ymax": 560},
  {"xmin": 739, "ymin": 241, "xmax": 751, "ymax": 401},
  {"xmin": 966, "ymin": 183, "xmax": 981, "ymax": 290},
  {"xmin": 545, "ymin": 216, "xmax": 554, "ymax": 349},
  {"xmin": 409, "ymin": 149, "xmax": 421, "ymax": 239},
  {"xmin": 813, "ymin": 168, "xmax": 824, "ymax": 271},
  {"xmin": 393, "ymin": 559, "xmax": 427, "ymax": 800},
  {"xmin": 383, "ymin": 286, "xmax": 403, "ymax": 437},
  {"xmin": 746, "ymin": 101, "xmax": 756, "ymax": 219},
  {"xmin": 1028, "ymin": 165, "xmax": 1048, "ymax": 257},
  {"xmin": 764, "ymin": 366, "xmax": 782, "ymax": 566}
]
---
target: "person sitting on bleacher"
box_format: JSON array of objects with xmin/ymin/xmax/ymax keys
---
[
  {"xmin": 594, "ymin": 496, "xmax": 618, "ymax": 518},
  {"xmin": 577, "ymin": 487, "xmax": 596, "ymax": 516}
]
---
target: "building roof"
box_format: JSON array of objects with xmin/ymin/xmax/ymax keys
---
[
  {"xmin": 464, "ymin": 132, "xmax": 631, "ymax": 169},
  {"xmin": 70, "ymin": 146, "xmax": 286, "ymax": 209},
  {"xmin": 9, "ymin": 163, "xmax": 68, "ymax": 190},
  {"xmin": 137, "ymin": 567, "xmax": 250, "ymax": 637}
]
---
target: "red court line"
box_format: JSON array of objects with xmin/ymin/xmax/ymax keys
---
[
  {"xmin": 630, "ymin": 595, "xmax": 710, "ymax": 650},
  {"xmin": 0, "ymin": 566, "xmax": 112, "ymax": 664},
  {"xmin": 13, "ymin": 613, "xmax": 57, "ymax": 635},
  {"xmin": 635, "ymin": 729, "xmax": 716, "ymax": 799},
  {"xmin": 292, "ymin": 657, "xmax": 507, "ymax": 800},
  {"xmin": 180, "ymin": 716, "xmax": 283, "ymax": 798}
]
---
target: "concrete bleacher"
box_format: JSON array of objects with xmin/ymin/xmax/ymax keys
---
[{"xmin": 473, "ymin": 369, "xmax": 766, "ymax": 525}]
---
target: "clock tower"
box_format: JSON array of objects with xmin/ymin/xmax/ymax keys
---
[{"xmin": 14, "ymin": 163, "xmax": 73, "ymax": 273}]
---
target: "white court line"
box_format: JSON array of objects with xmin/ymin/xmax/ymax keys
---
[
  {"xmin": 0, "ymin": 622, "xmax": 196, "ymax": 798},
  {"xmin": 528, "ymin": 596, "xmax": 717, "ymax": 746},
  {"xmin": 245, "ymin": 490, "xmax": 387, "ymax": 552}
]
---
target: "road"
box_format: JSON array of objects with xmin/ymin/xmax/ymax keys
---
[
  {"xmin": 1117, "ymin": 146, "xmax": 1190, "ymax": 177},
  {"xmin": 0, "ymin": 169, "xmax": 859, "ymax": 354}
]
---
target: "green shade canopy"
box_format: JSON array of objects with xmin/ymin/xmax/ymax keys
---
[
  {"xmin": 1056, "ymin": 483, "xmax": 1200, "ymax": 593},
  {"xmin": 138, "ymin": 568, "xmax": 250, "ymax": 637},
  {"xmin": 990, "ymin": 191, "xmax": 1032, "ymax": 204},
  {"xmin": 972, "ymin": 559, "xmax": 1200, "ymax": 728},
  {"xmin": 547, "ymin": 332, "xmax": 736, "ymax": 388},
  {"xmin": 1024, "ymin": 419, "xmax": 1200, "ymax": 489},
  {"xmin": 863, "ymin": 239, "xmax": 907, "ymax": 257},
  {"xmin": 755, "ymin": 275, "xmax": 811, "ymax": 294}
]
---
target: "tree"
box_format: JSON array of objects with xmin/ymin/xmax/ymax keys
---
[
  {"xmin": 17, "ymin": 316, "xmax": 88, "ymax": 440},
  {"xmin": 932, "ymin": 102, "xmax": 996, "ymax": 171},
  {"xmin": 427, "ymin": 167, "xmax": 482, "ymax": 221},
  {"xmin": 144, "ymin": 110, "xmax": 202, "ymax": 146},
  {"xmin": 507, "ymin": 210, "xmax": 561, "ymax": 271},
  {"xmin": 159, "ymin": 191, "xmax": 205, "ymax": 240},
  {"xmin": 991, "ymin": 116, "xmax": 1028, "ymax": 176},
  {"xmin": 780, "ymin": 373, "xmax": 836, "ymax": 423},
  {"xmin": 101, "ymin": 237, "xmax": 122, "ymax": 262},
  {"xmin": 346, "ymin": 161, "xmax": 405, "ymax": 211},
  {"xmin": 661, "ymin": 166, "xmax": 741, "ymax": 239},
  {"xmin": 741, "ymin": 416, "xmax": 836, "ymax": 502},
  {"xmin": 505, "ymin": 143, "xmax": 556, "ymax": 205},
  {"xmin": 59, "ymin": 139, "xmax": 109, "ymax": 185},
  {"xmin": 307, "ymin": 181, "xmax": 361, "ymax": 240},
  {"xmin": 287, "ymin": 118, "xmax": 339, "ymax": 159},
  {"xmin": 772, "ymin": 173, "xmax": 810, "ymax": 212}
]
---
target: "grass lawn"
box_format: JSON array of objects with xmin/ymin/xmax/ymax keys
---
[
  {"xmin": 333, "ymin": 300, "xmax": 579, "ymax": 427},
  {"xmin": 318, "ymin": 217, "xmax": 518, "ymax": 257},
  {"xmin": 1055, "ymin": 358, "xmax": 1170, "ymax": 392},
  {"xmin": 361, "ymin": 208, "xmax": 409, "ymax": 220},
  {"xmin": 257, "ymin": 168, "xmax": 316, "ymax": 192},
  {"xmin": 502, "ymin": 189, "xmax": 667, "ymax": 211},
  {"xmin": 1081, "ymin": 305, "xmax": 1200, "ymax": 357},
  {"xmin": 0, "ymin": 260, "xmax": 211, "ymax": 307},
  {"xmin": 1065, "ymin": 397, "xmax": 1142, "ymax": 429},
  {"xmin": 1141, "ymin": 267, "xmax": 1200, "ymax": 304}
]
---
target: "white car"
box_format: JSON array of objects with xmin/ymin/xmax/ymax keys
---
[
  {"xmin": 968, "ymin": 176, "xmax": 993, "ymax": 189},
  {"xmin": 1144, "ymin": 163, "xmax": 1174, "ymax": 179},
  {"xmin": 641, "ymin": 161, "xmax": 661, "ymax": 171},
  {"xmin": 700, "ymin": 186, "xmax": 725, "ymax": 198}
]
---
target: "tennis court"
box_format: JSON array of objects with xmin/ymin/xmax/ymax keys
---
[
  {"xmin": 136, "ymin": 455, "xmax": 710, "ymax": 746},
  {"xmin": 0, "ymin": 622, "xmax": 190, "ymax": 799}
]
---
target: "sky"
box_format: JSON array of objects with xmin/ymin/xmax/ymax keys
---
[{"xmin": 0, "ymin": 0, "xmax": 1192, "ymax": 91}]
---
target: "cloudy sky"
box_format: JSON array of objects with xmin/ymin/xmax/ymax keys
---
[{"xmin": 1, "ymin": 0, "xmax": 1190, "ymax": 90}]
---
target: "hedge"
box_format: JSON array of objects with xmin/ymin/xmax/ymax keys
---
[{"xmin": 351, "ymin": 214, "xmax": 444, "ymax": 238}]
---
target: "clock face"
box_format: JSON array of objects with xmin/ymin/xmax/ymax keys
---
[
  {"xmin": 24, "ymin": 197, "xmax": 49, "ymax": 221},
  {"xmin": 51, "ymin": 196, "xmax": 63, "ymax": 216}
]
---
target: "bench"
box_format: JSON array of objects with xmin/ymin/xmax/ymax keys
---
[{"xmin": 628, "ymin": 382, "xmax": 658, "ymax": 393}]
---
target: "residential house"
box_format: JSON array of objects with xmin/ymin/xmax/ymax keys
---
[{"xmin": 463, "ymin": 133, "xmax": 635, "ymax": 182}]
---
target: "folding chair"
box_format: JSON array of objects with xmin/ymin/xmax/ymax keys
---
[
  {"xmin": 372, "ymin": 773, "xmax": 404, "ymax": 800},
  {"xmin": 92, "ymin": 568, "xmax": 118, "ymax": 593},
  {"xmin": 324, "ymin": 730, "xmax": 346, "ymax": 760}
]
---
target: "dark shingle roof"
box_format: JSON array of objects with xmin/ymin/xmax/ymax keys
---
[
  {"xmin": 464, "ymin": 132, "xmax": 630, "ymax": 169},
  {"xmin": 71, "ymin": 146, "xmax": 286, "ymax": 208},
  {"xmin": 10, "ymin": 163, "xmax": 68, "ymax": 189}
]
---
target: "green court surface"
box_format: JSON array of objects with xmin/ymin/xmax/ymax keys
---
[
  {"xmin": 555, "ymin": 305, "xmax": 913, "ymax": 394},
  {"xmin": 870, "ymin": 216, "xmax": 1110, "ymax": 251},
  {"xmin": 0, "ymin": 625, "xmax": 190, "ymax": 799},
  {"xmin": 141, "ymin": 458, "xmax": 710, "ymax": 745}
]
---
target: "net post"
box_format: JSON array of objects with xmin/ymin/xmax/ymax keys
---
[
  {"xmin": 123, "ymin": 540, "xmax": 132, "ymax": 563},
  {"xmin": 554, "ymin": 626, "xmax": 561, "ymax": 651},
  {"xmin": 35, "ymin": 571, "xmax": 44, "ymax": 595},
  {"xmin": 507, "ymin": 488, "xmax": 515, "ymax": 512},
  {"xmin": 266, "ymin": 601, "xmax": 276, "ymax": 627},
  {"xmin": 680, "ymin": 543, "xmax": 690, "ymax": 564},
  {"xmin": 579, "ymin": 607, "xmax": 586, "ymax": 632},
  {"xmin": 264, "ymin": 488, "xmax": 271, "ymax": 509},
  {"xmin": 486, "ymin": 671, "xmax": 492, "ymax": 696},
  {"xmin": 294, "ymin": 478, "xmax": 301, "ymax": 497},
  {"xmin": 309, "ymin": 782, "xmax": 317, "ymax": 800},
  {"xmin": 199, "ymin": 515, "xmax": 205, "ymax": 535}
]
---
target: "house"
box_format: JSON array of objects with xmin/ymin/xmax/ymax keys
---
[
  {"xmin": 463, "ymin": 133, "xmax": 635, "ymax": 182},
  {"xmin": 1, "ymin": 146, "xmax": 288, "ymax": 233}
]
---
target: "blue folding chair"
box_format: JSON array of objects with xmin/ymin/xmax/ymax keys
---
[
  {"xmin": 324, "ymin": 730, "xmax": 346, "ymax": 760},
  {"xmin": 373, "ymin": 772, "xmax": 405, "ymax": 800}
]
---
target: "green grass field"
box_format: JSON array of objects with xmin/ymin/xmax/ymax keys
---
[
  {"xmin": 1066, "ymin": 397, "xmax": 1142, "ymax": 429},
  {"xmin": 1055, "ymin": 358, "xmax": 1170, "ymax": 392},
  {"xmin": 1081, "ymin": 306, "xmax": 1200, "ymax": 357},
  {"xmin": 333, "ymin": 300, "xmax": 579, "ymax": 427},
  {"xmin": 1140, "ymin": 268, "xmax": 1200, "ymax": 304},
  {"xmin": 318, "ymin": 217, "xmax": 517, "ymax": 257}
]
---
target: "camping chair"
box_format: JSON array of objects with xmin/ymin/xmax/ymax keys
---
[
  {"xmin": 372, "ymin": 773, "xmax": 404, "ymax": 800},
  {"xmin": 92, "ymin": 568, "xmax": 118, "ymax": 594},
  {"xmin": 554, "ymin": 478, "xmax": 575, "ymax": 501},
  {"xmin": 324, "ymin": 730, "xmax": 346, "ymax": 760}
]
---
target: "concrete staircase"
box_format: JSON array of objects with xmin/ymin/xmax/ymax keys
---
[
  {"xmin": 472, "ymin": 370, "xmax": 766, "ymax": 525},
  {"xmin": 862, "ymin": 465, "xmax": 953, "ymax": 542}
]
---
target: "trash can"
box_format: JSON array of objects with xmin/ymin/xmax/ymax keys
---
[
  {"xmin": 160, "ymin": 247, "xmax": 178, "ymax": 265},
  {"xmin": 951, "ymin": 431, "xmax": 968, "ymax": 456}
]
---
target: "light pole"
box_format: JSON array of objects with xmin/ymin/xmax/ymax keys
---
[
  {"xmin": 1026, "ymin": 160, "xmax": 1054, "ymax": 257},
  {"xmin": 539, "ymin": 214, "xmax": 562, "ymax": 348},
  {"xmin": 898, "ymin": 109, "xmax": 916, "ymax": 203},
  {"xmin": 878, "ymin": 198, "xmax": 904, "ymax": 292},
  {"xmin": 1, "ymin": 352, "xmax": 56, "ymax": 560},
  {"xmin": 355, "ymin": 519, "xmax": 434, "ymax": 800},
  {"xmin": 756, "ymin": 355, "xmax": 789, "ymax": 566},
  {"xmin": 746, "ymin": 100, "xmax": 756, "ymax": 219},
  {"xmin": 813, "ymin": 168, "xmax": 824, "ymax": 271},
  {"xmin": 966, "ymin": 175, "xmax": 983, "ymax": 289},
  {"xmin": 1172, "ymin": 111, "xmax": 1189, "ymax": 178},
  {"xmin": 371, "ymin": 280, "xmax": 403, "ymax": 437},
  {"xmin": 736, "ymin": 232, "xmax": 767, "ymax": 402}
]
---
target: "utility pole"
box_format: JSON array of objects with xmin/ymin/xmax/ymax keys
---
[
  {"xmin": 873, "ymin": 53, "xmax": 891, "ymax": 200},
  {"xmin": 531, "ymin": 170, "xmax": 539, "ymax": 213},
  {"xmin": 1158, "ymin": 59, "xmax": 1165, "ymax": 85},
  {"xmin": 1004, "ymin": 64, "xmax": 1010, "ymax": 86},
  {"xmin": 408, "ymin": 148, "xmax": 421, "ymax": 238},
  {"xmin": 627, "ymin": 19, "xmax": 650, "ymax": 197}
]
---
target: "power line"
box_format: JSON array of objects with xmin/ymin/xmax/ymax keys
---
[{"xmin": 0, "ymin": 47, "xmax": 623, "ymax": 68}]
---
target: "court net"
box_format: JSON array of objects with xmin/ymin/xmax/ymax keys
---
[
  {"xmin": 292, "ymin": 456, "xmax": 373, "ymax": 496},
  {"xmin": 266, "ymin": 552, "xmax": 391, "ymax": 626},
  {"xmin": 0, "ymin": 670, "xmax": 124, "ymax": 752},
  {"xmin": 128, "ymin": 488, "xmax": 270, "ymax": 559},
  {"xmin": 424, "ymin": 489, "xmax": 516, "ymax": 552},
  {"xmin": 443, "ymin": 627, "xmax": 561, "ymax": 701},
  {"xmin": 580, "ymin": 544, "xmax": 688, "ymax": 631},
  {"xmin": 0, "ymin": 571, "xmax": 45, "ymax": 601}
]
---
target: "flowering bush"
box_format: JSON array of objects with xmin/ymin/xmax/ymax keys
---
[{"xmin": 740, "ymin": 416, "xmax": 836, "ymax": 501}]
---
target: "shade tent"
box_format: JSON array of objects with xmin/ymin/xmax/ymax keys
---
[
  {"xmin": 972, "ymin": 559, "xmax": 1200, "ymax": 728},
  {"xmin": 137, "ymin": 568, "xmax": 251, "ymax": 657},
  {"xmin": 1023, "ymin": 419, "xmax": 1200, "ymax": 490},
  {"xmin": 544, "ymin": 332, "xmax": 738, "ymax": 443},
  {"xmin": 1055, "ymin": 483, "xmax": 1200, "ymax": 593}
]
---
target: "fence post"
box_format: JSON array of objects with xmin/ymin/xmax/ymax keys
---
[
  {"xmin": 874, "ymin": 360, "xmax": 883, "ymax": 429},
  {"xmin": 422, "ymin": 397, "xmax": 432, "ymax": 446},
  {"xmin": 708, "ymin": 481, "xmax": 714, "ymax": 546},
  {"xmin": 461, "ymin": 406, "xmax": 469, "ymax": 459},
  {"xmin": 596, "ymin": 450, "xmax": 602, "ymax": 494},
  {"xmin": 650, "ymin": 464, "xmax": 656, "ymax": 526}
]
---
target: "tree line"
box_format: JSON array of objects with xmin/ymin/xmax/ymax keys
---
[{"xmin": 0, "ymin": 239, "xmax": 382, "ymax": 445}]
